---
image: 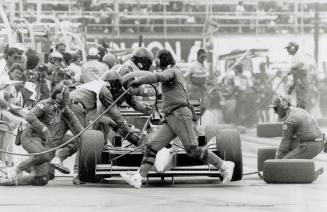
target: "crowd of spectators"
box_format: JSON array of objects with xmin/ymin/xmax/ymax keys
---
[
  {"xmin": 191, "ymin": 61, "xmax": 326, "ymax": 128},
  {"xmin": 17, "ymin": 0, "xmax": 327, "ymax": 35}
]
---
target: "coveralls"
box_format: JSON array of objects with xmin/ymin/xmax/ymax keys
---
[
  {"xmin": 133, "ymin": 66, "xmax": 224, "ymax": 177},
  {"xmin": 56, "ymin": 76, "xmax": 151, "ymax": 173},
  {"xmin": 18, "ymin": 99, "xmax": 83, "ymax": 185},
  {"xmin": 276, "ymin": 107, "xmax": 324, "ymax": 159},
  {"xmin": 287, "ymin": 52, "xmax": 310, "ymax": 109},
  {"xmin": 185, "ymin": 60, "xmax": 209, "ymax": 103}
]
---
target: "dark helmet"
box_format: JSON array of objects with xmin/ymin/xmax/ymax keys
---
[
  {"xmin": 131, "ymin": 47, "xmax": 153, "ymax": 71},
  {"xmin": 285, "ymin": 41, "xmax": 299, "ymax": 52},
  {"xmin": 270, "ymin": 95, "xmax": 290, "ymax": 118}
]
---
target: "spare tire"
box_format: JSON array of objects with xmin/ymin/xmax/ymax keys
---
[
  {"xmin": 263, "ymin": 159, "xmax": 318, "ymax": 183},
  {"xmin": 0, "ymin": 121, "xmax": 12, "ymax": 162},
  {"xmin": 257, "ymin": 147, "xmax": 277, "ymax": 172},
  {"xmin": 216, "ymin": 128, "xmax": 243, "ymax": 181},
  {"xmin": 79, "ymin": 130, "xmax": 105, "ymax": 182},
  {"xmin": 257, "ymin": 122, "xmax": 283, "ymax": 137}
]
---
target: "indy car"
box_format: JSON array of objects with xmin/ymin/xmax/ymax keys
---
[{"xmin": 78, "ymin": 99, "xmax": 243, "ymax": 184}]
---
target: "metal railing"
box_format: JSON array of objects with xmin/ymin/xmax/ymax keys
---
[{"xmin": 4, "ymin": 10, "xmax": 327, "ymax": 37}]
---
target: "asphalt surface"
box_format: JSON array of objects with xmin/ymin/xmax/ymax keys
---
[{"xmin": 1, "ymin": 128, "xmax": 327, "ymax": 212}]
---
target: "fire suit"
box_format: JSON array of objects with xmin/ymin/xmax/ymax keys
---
[
  {"xmin": 55, "ymin": 78, "xmax": 152, "ymax": 174},
  {"xmin": 276, "ymin": 107, "xmax": 324, "ymax": 159},
  {"xmin": 131, "ymin": 66, "xmax": 225, "ymax": 177},
  {"xmin": 17, "ymin": 99, "xmax": 83, "ymax": 185},
  {"xmin": 287, "ymin": 52, "xmax": 310, "ymax": 109},
  {"xmin": 184, "ymin": 60, "xmax": 209, "ymax": 103}
]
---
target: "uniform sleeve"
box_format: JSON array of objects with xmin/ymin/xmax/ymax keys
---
[
  {"xmin": 63, "ymin": 106, "xmax": 84, "ymax": 135},
  {"xmin": 25, "ymin": 101, "xmax": 49, "ymax": 135},
  {"xmin": 125, "ymin": 94, "xmax": 148, "ymax": 114},
  {"xmin": 98, "ymin": 86, "xmax": 130, "ymax": 134},
  {"xmin": 138, "ymin": 68, "xmax": 175, "ymax": 85},
  {"xmin": 276, "ymin": 122, "xmax": 295, "ymax": 159},
  {"xmin": 128, "ymin": 85, "xmax": 156, "ymax": 97}
]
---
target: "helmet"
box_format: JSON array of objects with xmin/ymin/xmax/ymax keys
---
[
  {"xmin": 49, "ymin": 51, "xmax": 63, "ymax": 66},
  {"xmin": 131, "ymin": 47, "xmax": 153, "ymax": 71},
  {"xmin": 49, "ymin": 51, "xmax": 63, "ymax": 60},
  {"xmin": 102, "ymin": 53, "xmax": 116, "ymax": 68},
  {"xmin": 271, "ymin": 95, "xmax": 290, "ymax": 108},
  {"xmin": 270, "ymin": 95, "xmax": 290, "ymax": 118},
  {"xmin": 285, "ymin": 41, "xmax": 299, "ymax": 52},
  {"xmin": 87, "ymin": 47, "xmax": 99, "ymax": 59}
]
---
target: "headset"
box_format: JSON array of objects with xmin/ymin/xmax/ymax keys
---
[{"xmin": 52, "ymin": 85, "xmax": 67, "ymax": 104}]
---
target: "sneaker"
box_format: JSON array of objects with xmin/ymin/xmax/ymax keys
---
[
  {"xmin": 120, "ymin": 171, "xmax": 142, "ymax": 189},
  {"xmin": 220, "ymin": 161, "xmax": 235, "ymax": 185},
  {"xmin": 73, "ymin": 174, "xmax": 86, "ymax": 185},
  {"xmin": 50, "ymin": 157, "xmax": 70, "ymax": 174}
]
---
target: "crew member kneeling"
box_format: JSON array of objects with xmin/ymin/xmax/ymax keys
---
[
  {"xmin": 271, "ymin": 95, "xmax": 324, "ymax": 159},
  {"xmin": 0, "ymin": 82, "xmax": 83, "ymax": 186}
]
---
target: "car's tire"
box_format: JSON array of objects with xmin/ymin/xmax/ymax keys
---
[
  {"xmin": 0, "ymin": 121, "xmax": 12, "ymax": 162},
  {"xmin": 256, "ymin": 122, "xmax": 283, "ymax": 137},
  {"xmin": 257, "ymin": 147, "xmax": 277, "ymax": 172},
  {"xmin": 263, "ymin": 159, "xmax": 317, "ymax": 183},
  {"xmin": 79, "ymin": 130, "xmax": 105, "ymax": 182},
  {"xmin": 204, "ymin": 124, "xmax": 235, "ymax": 141},
  {"xmin": 216, "ymin": 128, "xmax": 243, "ymax": 181}
]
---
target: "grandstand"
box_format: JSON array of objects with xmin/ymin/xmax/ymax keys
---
[{"xmin": 2, "ymin": 0, "xmax": 327, "ymax": 38}]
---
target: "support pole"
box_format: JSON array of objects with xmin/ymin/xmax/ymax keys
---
[{"xmin": 314, "ymin": 2, "xmax": 319, "ymax": 66}]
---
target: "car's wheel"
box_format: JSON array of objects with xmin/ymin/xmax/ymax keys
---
[
  {"xmin": 0, "ymin": 121, "xmax": 12, "ymax": 162},
  {"xmin": 204, "ymin": 124, "xmax": 235, "ymax": 141},
  {"xmin": 216, "ymin": 128, "xmax": 243, "ymax": 181},
  {"xmin": 79, "ymin": 130, "xmax": 105, "ymax": 182}
]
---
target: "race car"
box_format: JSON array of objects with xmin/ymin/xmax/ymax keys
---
[{"xmin": 77, "ymin": 99, "xmax": 243, "ymax": 184}]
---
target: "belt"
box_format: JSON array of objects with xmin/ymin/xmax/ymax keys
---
[
  {"xmin": 71, "ymin": 100, "xmax": 86, "ymax": 109},
  {"xmin": 301, "ymin": 134, "xmax": 325, "ymax": 143},
  {"xmin": 165, "ymin": 104, "xmax": 189, "ymax": 117},
  {"xmin": 315, "ymin": 133, "xmax": 325, "ymax": 142}
]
